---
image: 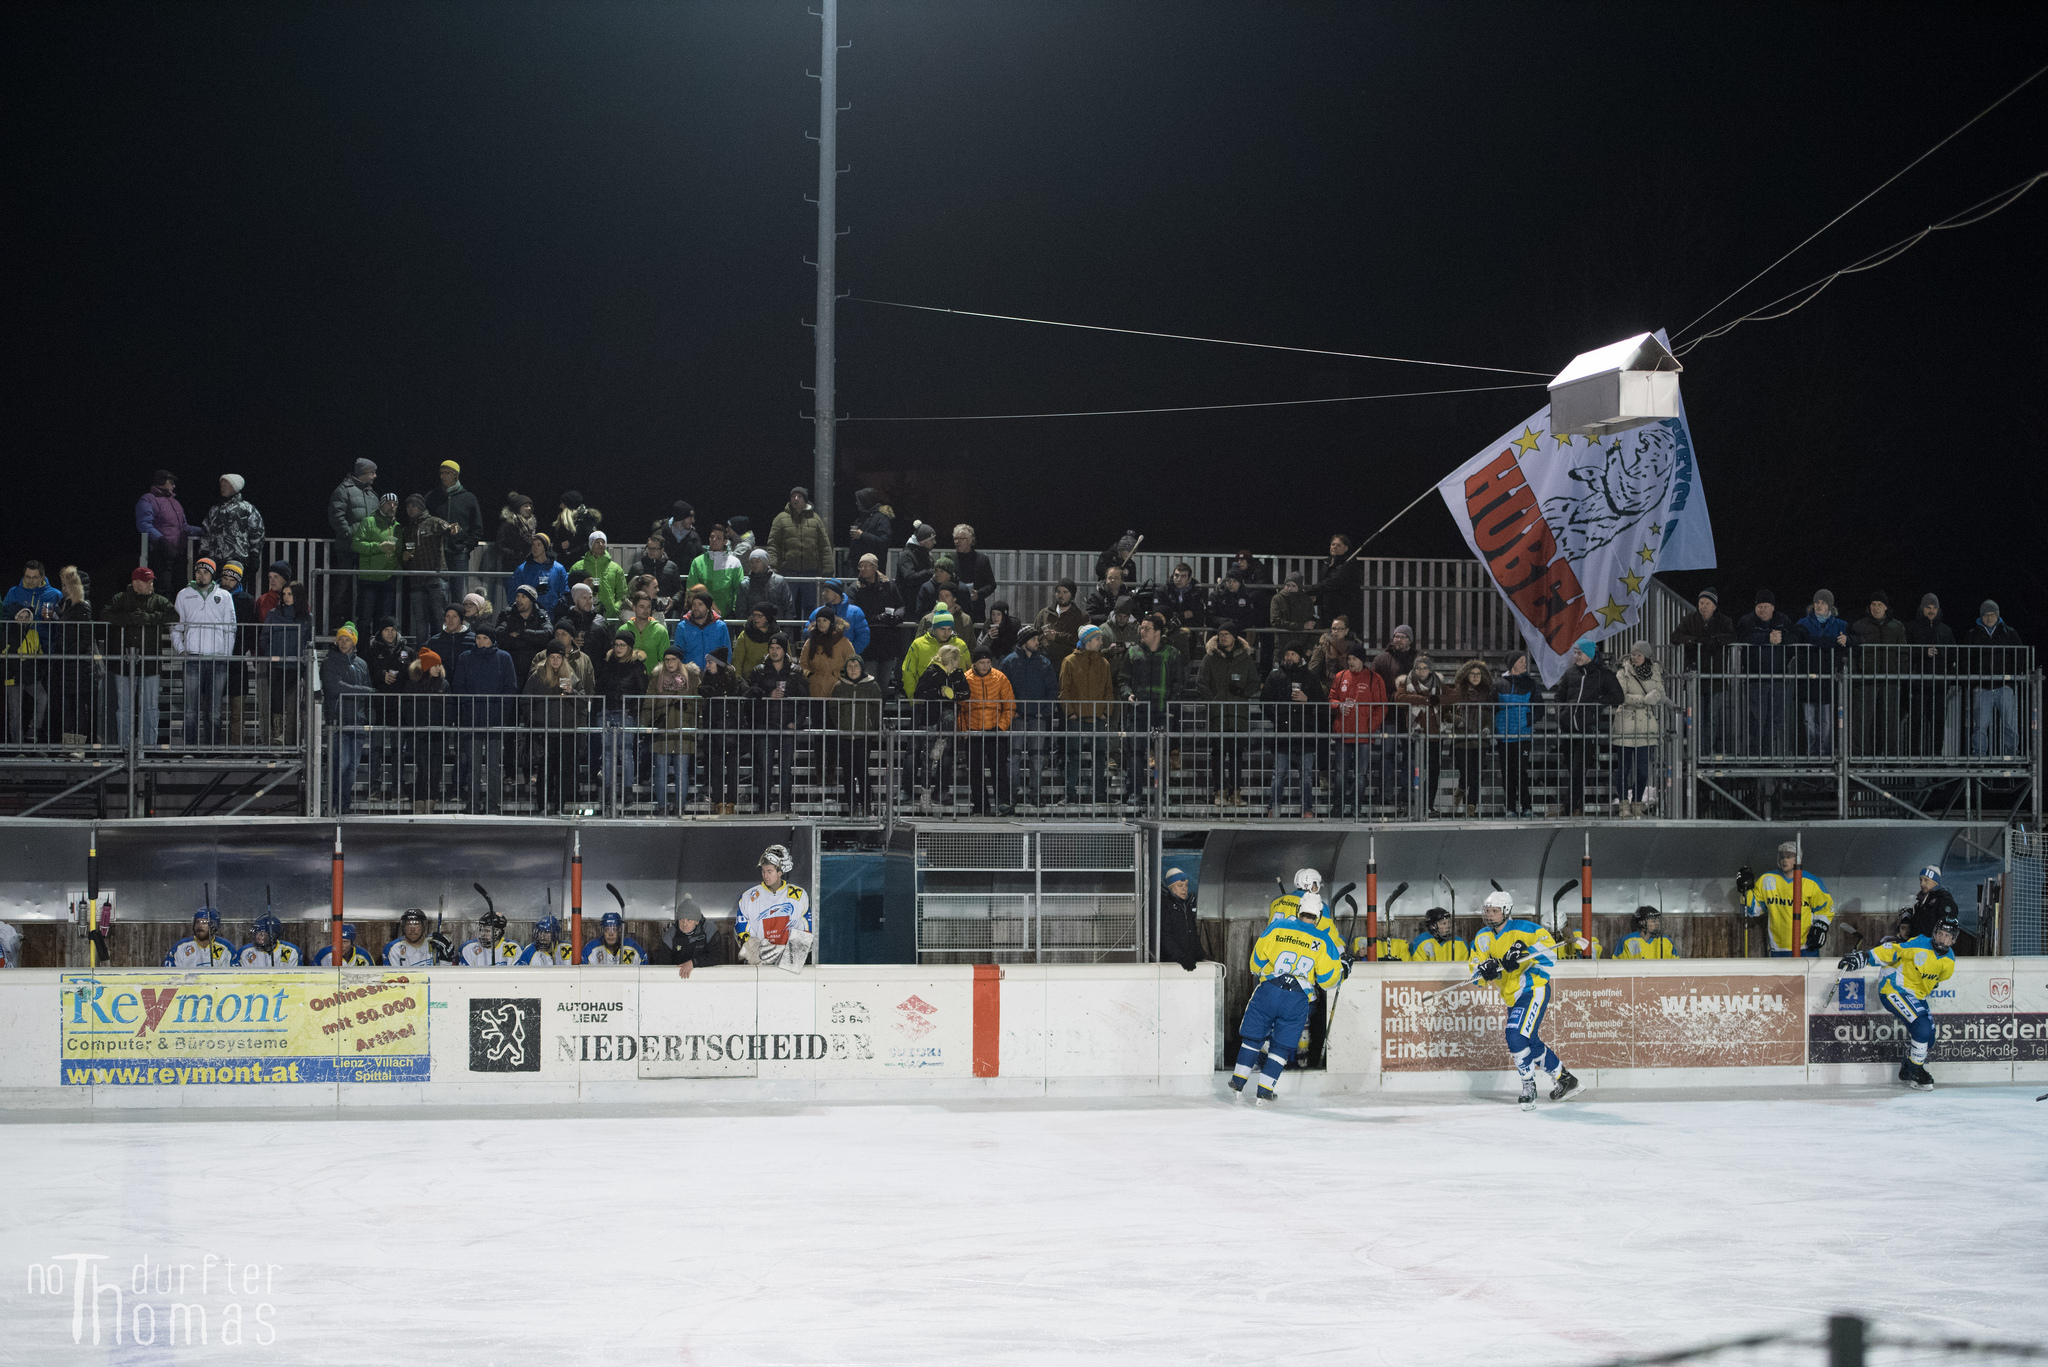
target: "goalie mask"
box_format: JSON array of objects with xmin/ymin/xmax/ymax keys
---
[
  {"xmin": 1480, "ymin": 890, "xmax": 1514, "ymax": 926},
  {"xmin": 760, "ymin": 844, "xmax": 794, "ymax": 876}
]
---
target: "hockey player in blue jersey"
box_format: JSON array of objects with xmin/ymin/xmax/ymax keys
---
[
  {"xmin": 1840, "ymin": 908, "xmax": 1958, "ymax": 1090},
  {"xmin": 311, "ymin": 924, "xmax": 375, "ymax": 967},
  {"xmin": 164, "ymin": 905, "xmax": 237, "ymax": 970},
  {"xmin": 518, "ymin": 915, "xmax": 574, "ymax": 966},
  {"xmin": 1231, "ymin": 893, "xmax": 1344, "ymax": 1105},
  {"xmin": 1471, "ymin": 889, "xmax": 1581, "ymax": 1109},
  {"xmin": 234, "ymin": 915, "xmax": 301, "ymax": 968},
  {"xmin": 580, "ymin": 910, "xmax": 648, "ymax": 965},
  {"xmin": 460, "ymin": 909, "xmax": 521, "ymax": 966}
]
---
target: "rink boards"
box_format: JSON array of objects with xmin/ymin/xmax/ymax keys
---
[
  {"xmin": 1329, "ymin": 958, "xmax": 2048, "ymax": 1090},
  {"xmin": 0, "ymin": 963, "xmax": 1224, "ymax": 1109}
]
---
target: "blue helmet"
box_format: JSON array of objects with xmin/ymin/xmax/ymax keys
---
[
  {"xmin": 534, "ymin": 914, "xmax": 562, "ymax": 943},
  {"xmin": 252, "ymin": 914, "xmax": 283, "ymax": 947},
  {"xmin": 339, "ymin": 923, "xmax": 357, "ymax": 942},
  {"xmin": 599, "ymin": 911, "xmax": 624, "ymax": 930},
  {"xmin": 194, "ymin": 905, "xmax": 221, "ymax": 929}
]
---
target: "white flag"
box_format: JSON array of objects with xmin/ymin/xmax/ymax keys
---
[{"xmin": 1436, "ymin": 348, "xmax": 1714, "ymax": 685}]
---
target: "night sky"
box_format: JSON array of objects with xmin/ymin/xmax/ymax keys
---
[{"xmin": 6, "ymin": 3, "xmax": 2044, "ymax": 634}]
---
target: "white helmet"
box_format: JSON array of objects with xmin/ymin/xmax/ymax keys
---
[
  {"xmin": 760, "ymin": 844, "xmax": 794, "ymax": 874},
  {"xmin": 1293, "ymin": 868, "xmax": 1322, "ymax": 893},
  {"xmin": 1481, "ymin": 890, "xmax": 1514, "ymax": 919}
]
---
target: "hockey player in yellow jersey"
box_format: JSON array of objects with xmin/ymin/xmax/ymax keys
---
[
  {"xmin": 1616, "ymin": 906, "xmax": 1679, "ymax": 959},
  {"xmin": 1232, "ymin": 880, "xmax": 1345, "ymax": 1105},
  {"xmin": 1266, "ymin": 868, "xmax": 1354, "ymax": 1057},
  {"xmin": 1471, "ymin": 889, "xmax": 1580, "ymax": 1109},
  {"xmin": 1407, "ymin": 907, "xmax": 1469, "ymax": 962},
  {"xmin": 1840, "ymin": 908, "xmax": 1957, "ymax": 1090},
  {"xmin": 1740, "ymin": 841, "xmax": 1834, "ymax": 956}
]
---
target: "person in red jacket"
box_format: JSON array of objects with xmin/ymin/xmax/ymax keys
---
[{"xmin": 1329, "ymin": 644, "xmax": 1387, "ymax": 818}]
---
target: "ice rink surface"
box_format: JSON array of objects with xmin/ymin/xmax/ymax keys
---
[{"xmin": 4, "ymin": 1084, "xmax": 2044, "ymax": 1366}]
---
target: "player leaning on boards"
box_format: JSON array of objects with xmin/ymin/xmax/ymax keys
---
[
  {"xmin": 1737, "ymin": 841, "xmax": 1834, "ymax": 957},
  {"xmin": 1232, "ymin": 885, "xmax": 1345, "ymax": 1106},
  {"xmin": 1839, "ymin": 907, "xmax": 1958, "ymax": 1091},
  {"xmin": 1472, "ymin": 890, "xmax": 1582, "ymax": 1110},
  {"xmin": 1615, "ymin": 906, "xmax": 1678, "ymax": 959},
  {"xmin": 736, "ymin": 844, "xmax": 815, "ymax": 970}
]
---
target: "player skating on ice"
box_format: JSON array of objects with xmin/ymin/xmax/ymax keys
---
[
  {"xmin": 1739, "ymin": 840, "xmax": 1834, "ymax": 956},
  {"xmin": 164, "ymin": 904, "xmax": 236, "ymax": 969},
  {"xmin": 1231, "ymin": 893, "xmax": 1343, "ymax": 1105},
  {"xmin": 580, "ymin": 911, "xmax": 648, "ymax": 965},
  {"xmin": 1407, "ymin": 907, "xmax": 1469, "ymax": 962},
  {"xmin": 1839, "ymin": 909, "xmax": 1957, "ymax": 1090},
  {"xmin": 1471, "ymin": 889, "xmax": 1580, "ymax": 1110},
  {"xmin": 460, "ymin": 909, "xmax": 521, "ymax": 966},
  {"xmin": 1616, "ymin": 906, "xmax": 1678, "ymax": 959},
  {"xmin": 736, "ymin": 844, "xmax": 814, "ymax": 969},
  {"xmin": 518, "ymin": 914, "xmax": 573, "ymax": 965},
  {"xmin": 235, "ymin": 914, "xmax": 300, "ymax": 968},
  {"xmin": 383, "ymin": 909, "xmax": 441, "ymax": 968}
]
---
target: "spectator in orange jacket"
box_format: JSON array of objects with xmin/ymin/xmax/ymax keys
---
[{"xmin": 958, "ymin": 649, "xmax": 1016, "ymax": 813}]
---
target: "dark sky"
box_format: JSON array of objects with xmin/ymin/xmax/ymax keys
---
[{"xmin": 6, "ymin": 2, "xmax": 2045, "ymax": 632}]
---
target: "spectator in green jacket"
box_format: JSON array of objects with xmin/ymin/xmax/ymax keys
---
[
  {"xmin": 351, "ymin": 492, "xmax": 402, "ymax": 628},
  {"xmin": 900, "ymin": 603, "xmax": 959, "ymax": 697},
  {"xmin": 768, "ymin": 485, "xmax": 832, "ymax": 622},
  {"xmin": 622, "ymin": 592, "xmax": 671, "ymax": 675},
  {"xmin": 688, "ymin": 523, "xmax": 746, "ymax": 616},
  {"xmin": 575, "ymin": 530, "xmax": 629, "ymax": 617}
]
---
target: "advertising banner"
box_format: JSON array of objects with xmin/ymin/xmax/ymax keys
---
[
  {"xmin": 1808, "ymin": 966, "xmax": 2048, "ymax": 1064},
  {"xmin": 60, "ymin": 972, "xmax": 430, "ymax": 1085},
  {"xmin": 1381, "ymin": 974, "xmax": 1802, "ymax": 1071}
]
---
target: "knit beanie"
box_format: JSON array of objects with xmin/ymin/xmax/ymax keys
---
[
  {"xmin": 222, "ymin": 473, "xmax": 245, "ymax": 495},
  {"xmin": 1980, "ymin": 600, "xmax": 2000, "ymax": 616}
]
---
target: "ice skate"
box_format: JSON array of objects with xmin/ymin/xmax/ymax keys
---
[
  {"xmin": 1518, "ymin": 1077, "xmax": 1537, "ymax": 1110},
  {"xmin": 1550, "ymin": 1068, "xmax": 1583, "ymax": 1102},
  {"xmin": 1900, "ymin": 1060, "xmax": 1934, "ymax": 1091}
]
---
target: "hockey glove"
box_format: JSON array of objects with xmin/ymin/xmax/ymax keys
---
[
  {"xmin": 1734, "ymin": 865, "xmax": 1756, "ymax": 900},
  {"xmin": 1803, "ymin": 923, "xmax": 1828, "ymax": 954},
  {"xmin": 1500, "ymin": 943, "xmax": 1530, "ymax": 971},
  {"xmin": 1836, "ymin": 951, "xmax": 1865, "ymax": 971},
  {"xmin": 1476, "ymin": 958, "xmax": 1502, "ymax": 982},
  {"xmin": 428, "ymin": 931, "xmax": 453, "ymax": 963}
]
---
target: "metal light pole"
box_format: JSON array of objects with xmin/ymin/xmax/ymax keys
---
[{"xmin": 808, "ymin": 0, "xmax": 843, "ymax": 538}]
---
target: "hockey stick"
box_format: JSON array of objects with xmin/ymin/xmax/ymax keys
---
[
  {"xmin": 606, "ymin": 882, "xmax": 627, "ymax": 914},
  {"xmin": 1549, "ymin": 880, "xmax": 1578, "ymax": 942},
  {"xmin": 1311, "ymin": 884, "xmax": 1366, "ymax": 1068},
  {"xmin": 1396, "ymin": 970, "xmax": 1488, "ymax": 1016}
]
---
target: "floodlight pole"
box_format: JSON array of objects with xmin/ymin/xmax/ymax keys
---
[{"xmin": 809, "ymin": 0, "xmax": 842, "ymax": 543}]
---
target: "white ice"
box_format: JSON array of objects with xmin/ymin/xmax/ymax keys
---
[{"xmin": 4, "ymin": 1085, "xmax": 2044, "ymax": 1366}]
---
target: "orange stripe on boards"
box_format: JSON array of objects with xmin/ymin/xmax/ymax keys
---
[{"xmin": 972, "ymin": 964, "xmax": 1001, "ymax": 1077}]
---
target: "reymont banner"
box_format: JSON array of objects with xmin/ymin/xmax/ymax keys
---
[{"xmin": 1436, "ymin": 344, "xmax": 1715, "ymax": 684}]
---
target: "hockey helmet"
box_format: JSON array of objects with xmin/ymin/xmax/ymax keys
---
[
  {"xmin": 251, "ymin": 914, "xmax": 282, "ymax": 948},
  {"xmin": 1423, "ymin": 906, "xmax": 1453, "ymax": 936},
  {"xmin": 477, "ymin": 909, "xmax": 507, "ymax": 938},
  {"xmin": 533, "ymin": 914, "xmax": 561, "ymax": 945},
  {"xmin": 193, "ymin": 905, "xmax": 222, "ymax": 930},
  {"xmin": 400, "ymin": 908, "xmax": 429, "ymax": 927},
  {"xmin": 1931, "ymin": 910, "xmax": 1960, "ymax": 944},
  {"xmin": 339, "ymin": 923, "xmax": 358, "ymax": 942},
  {"xmin": 1292, "ymin": 868, "xmax": 1322, "ymax": 893},
  {"xmin": 1480, "ymin": 890, "xmax": 1514, "ymax": 924},
  {"xmin": 1632, "ymin": 906, "xmax": 1662, "ymax": 932},
  {"xmin": 760, "ymin": 844, "xmax": 794, "ymax": 875},
  {"xmin": 599, "ymin": 910, "xmax": 624, "ymax": 930}
]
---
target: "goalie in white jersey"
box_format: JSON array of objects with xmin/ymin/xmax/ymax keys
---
[
  {"xmin": 234, "ymin": 915, "xmax": 302, "ymax": 968},
  {"xmin": 460, "ymin": 910, "xmax": 521, "ymax": 966},
  {"xmin": 164, "ymin": 906, "xmax": 237, "ymax": 970},
  {"xmin": 736, "ymin": 844, "xmax": 814, "ymax": 969}
]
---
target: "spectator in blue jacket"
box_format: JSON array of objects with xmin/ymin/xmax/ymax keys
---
[
  {"xmin": 451, "ymin": 622, "xmax": 518, "ymax": 812},
  {"xmin": 673, "ymin": 590, "xmax": 733, "ymax": 670},
  {"xmin": 510, "ymin": 532, "xmax": 568, "ymax": 615},
  {"xmin": 809, "ymin": 579, "xmax": 869, "ymax": 654},
  {"xmin": 4, "ymin": 561, "xmax": 63, "ymax": 620},
  {"xmin": 1493, "ymin": 652, "xmax": 1543, "ymax": 817},
  {"xmin": 1794, "ymin": 589, "xmax": 1855, "ymax": 757},
  {"xmin": 999, "ymin": 625, "xmax": 1060, "ymax": 805}
]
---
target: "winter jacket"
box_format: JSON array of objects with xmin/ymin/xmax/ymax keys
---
[
  {"xmin": 510, "ymin": 558, "xmax": 568, "ymax": 615},
  {"xmin": 553, "ymin": 503, "xmax": 602, "ymax": 556},
  {"xmin": 575, "ymin": 551, "xmax": 629, "ymax": 617},
  {"xmin": 1612, "ymin": 659, "xmax": 1665, "ymax": 746},
  {"xmin": 529, "ymin": 643, "xmax": 594, "ymax": 697},
  {"xmin": 425, "ymin": 480, "xmax": 485, "ymax": 549},
  {"xmin": 594, "ymin": 653, "xmax": 646, "ymax": 712},
  {"xmin": 495, "ymin": 604, "xmax": 553, "ymax": 680},
  {"xmin": 1553, "ymin": 653, "xmax": 1623, "ymax": 733},
  {"xmin": 799, "ymin": 631, "xmax": 855, "ymax": 698},
  {"xmin": 425, "ymin": 624, "xmax": 475, "ymax": 669},
  {"xmin": 137, "ymin": 485, "xmax": 199, "ymax": 556},
  {"xmin": 999, "ymin": 648, "xmax": 1060, "ymax": 728},
  {"xmin": 1370, "ymin": 645, "xmax": 1417, "ymax": 700},
  {"xmin": 767, "ymin": 507, "xmax": 832, "ymax": 576},
  {"xmin": 1494, "ymin": 672, "xmax": 1542, "ymax": 738},
  {"xmin": 1308, "ymin": 630, "xmax": 1363, "ymax": 687},
  {"xmin": 452, "ymin": 645, "xmax": 518, "ymax": 726},
  {"xmin": 1735, "ymin": 610, "xmax": 1793, "ymax": 675},
  {"xmin": 1084, "ymin": 580, "xmax": 1127, "ymax": 622},
  {"xmin": 914, "ymin": 663, "xmax": 968, "ymax": 735},
  {"xmin": 1122, "ymin": 643, "xmax": 1183, "ymax": 710},
  {"xmin": 849, "ymin": 576, "xmax": 905, "ymax": 655},
  {"xmin": 1328, "ymin": 666, "xmax": 1388, "ymax": 738},
  {"xmin": 673, "ymin": 615, "xmax": 732, "ymax": 671},
  {"xmin": 326, "ymin": 475, "xmax": 379, "ymax": 545},
  {"xmin": 1160, "ymin": 886, "xmax": 1200, "ymax": 972},
  {"xmin": 645, "ymin": 664, "xmax": 701, "ymax": 756},
  {"xmin": 832, "ymin": 672, "xmax": 884, "ymax": 735},
  {"xmin": 688, "ymin": 548, "xmax": 746, "ymax": 616},
  {"xmin": 351, "ymin": 513, "xmax": 401, "ymax": 582},
  {"xmin": 264, "ymin": 600, "xmax": 310, "ymax": 685},
  {"xmin": 1670, "ymin": 608, "xmax": 1736, "ymax": 671},
  {"xmin": 1206, "ymin": 586, "xmax": 1262, "ymax": 639},
  {"xmin": 1197, "ymin": 639, "xmax": 1261, "ymax": 731},
  {"xmin": 977, "ymin": 612, "xmax": 1018, "ymax": 664},
  {"xmin": 1034, "ymin": 600, "xmax": 1090, "ymax": 667},
  {"xmin": 959, "ymin": 666, "xmax": 1016, "ymax": 732},
  {"xmin": 812, "ymin": 601, "xmax": 869, "ymax": 655},
  {"xmin": 320, "ymin": 645, "xmax": 374, "ymax": 722},
  {"xmin": 3, "ymin": 581, "xmax": 62, "ymax": 620},
  {"xmin": 1904, "ymin": 612, "xmax": 1956, "ymax": 675},
  {"xmin": 949, "ymin": 548, "xmax": 997, "ymax": 609},
  {"xmin": 1795, "ymin": 612, "xmax": 1855, "ymax": 662},
  {"xmin": 1850, "ymin": 613, "xmax": 1909, "ymax": 674},
  {"xmin": 402, "ymin": 510, "xmax": 455, "ymax": 575},
  {"xmin": 895, "ymin": 539, "xmax": 935, "ymax": 605},
  {"xmin": 201, "ymin": 495, "xmax": 266, "ymax": 566},
  {"xmin": 622, "ymin": 617, "xmax": 670, "ymax": 675},
  {"xmin": 1158, "ymin": 581, "xmax": 1207, "ymax": 632},
  {"xmin": 736, "ymin": 571, "xmax": 796, "ymax": 626},
  {"xmin": 659, "ymin": 521, "xmax": 706, "ymax": 575},
  {"xmin": 171, "ymin": 583, "xmax": 237, "ymax": 656},
  {"xmin": 629, "ymin": 551, "xmax": 684, "ymax": 604},
  {"xmin": 1058, "ymin": 647, "xmax": 1117, "ymax": 723},
  {"xmin": 363, "ymin": 633, "xmax": 412, "ymax": 694},
  {"xmin": 1440, "ymin": 662, "xmax": 1498, "ymax": 740},
  {"xmin": 495, "ymin": 508, "xmax": 538, "ymax": 566},
  {"xmin": 1269, "ymin": 586, "xmax": 1316, "ymax": 658},
  {"xmin": 900, "ymin": 629, "xmax": 960, "ymax": 697},
  {"xmin": 748, "ymin": 656, "xmax": 808, "ymax": 729},
  {"xmin": 1262, "ymin": 660, "xmax": 1326, "ymax": 736},
  {"xmin": 1314, "ymin": 555, "xmax": 1363, "ymax": 625},
  {"xmin": 733, "ymin": 624, "xmax": 776, "ymax": 683},
  {"xmin": 104, "ymin": 589, "xmax": 176, "ymax": 664},
  {"xmin": 848, "ymin": 489, "xmax": 895, "ymax": 565},
  {"xmin": 1391, "ymin": 670, "xmax": 1443, "ymax": 735},
  {"xmin": 523, "ymin": 663, "xmax": 587, "ymax": 728}
]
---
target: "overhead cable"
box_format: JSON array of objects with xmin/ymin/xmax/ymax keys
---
[{"xmin": 840, "ymin": 380, "xmax": 1548, "ymax": 423}]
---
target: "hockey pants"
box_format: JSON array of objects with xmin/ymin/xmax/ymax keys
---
[
  {"xmin": 1878, "ymin": 977, "xmax": 1934, "ymax": 1064},
  {"xmin": 1235, "ymin": 979, "xmax": 1310, "ymax": 1095},
  {"xmin": 1504, "ymin": 978, "xmax": 1561, "ymax": 1080}
]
